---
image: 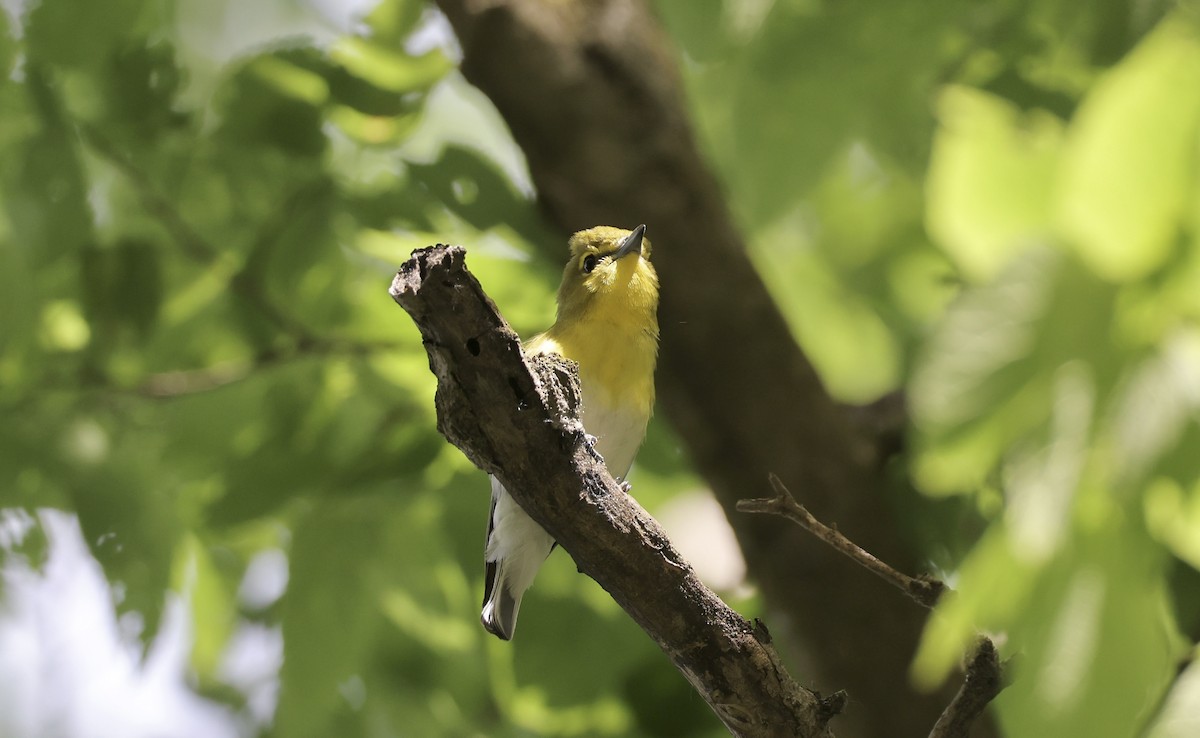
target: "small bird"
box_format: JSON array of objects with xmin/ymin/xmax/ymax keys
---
[{"xmin": 481, "ymin": 224, "xmax": 660, "ymax": 640}]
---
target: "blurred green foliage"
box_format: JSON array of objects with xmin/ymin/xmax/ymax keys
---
[
  {"xmin": 0, "ymin": 0, "xmax": 710, "ymax": 735},
  {"xmin": 2, "ymin": 0, "xmax": 1200, "ymax": 736},
  {"xmin": 908, "ymin": 16, "xmax": 1200, "ymax": 738},
  {"xmin": 657, "ymin": 2, "xmax": 1200, "ymax": 736}
]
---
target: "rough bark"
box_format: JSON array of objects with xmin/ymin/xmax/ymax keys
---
[
  {"xmin": 390, "ymin": 244, "xmax": 839, "ymax": 738},
  {"xmin": 928, "ymin": 640, "xmax": 1006, "ymax": 738},
  {"xmin": 432, "ymin": 1, "xmax": 984, "ymax": 735}
]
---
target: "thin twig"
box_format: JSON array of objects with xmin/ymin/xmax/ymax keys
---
[
  {"xmin": 738, "ymin": 474, "xmax": 946, "ymax": 609},
  {"xmin": 928, "ymin": 638, "xmax": 1006, "ymax": 738},
  {"xmin": 740, "ymin": 475, "xmax": 1008, "ymax": 736},
  {"xmin": 137, "ymin": 359, "xmax": 265, "ymax": 398}
]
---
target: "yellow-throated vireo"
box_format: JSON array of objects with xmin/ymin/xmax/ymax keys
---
[{"xmin": 481, "ymin": 224, "xmax": 660, "ymax": 640}]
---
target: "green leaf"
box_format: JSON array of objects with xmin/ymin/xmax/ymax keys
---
[
  {"xmin": 99, "ymin": 43, "xmax": 189, "ymax": 139},
  {"xmin": 364, "ymin": 0, "xmax": 426, "ymax": 47},
  {"xmin": 205, "ymin": 378, "xmax": 332, "ymax": 525},
  {"xmin": 259, "ymin": 181, "xmax": 348, "ymax": 332},
  {"xmin": 993, "ymin": 522, "xmax": 1178, "ymax": 738},
  {"xmin": 1055, "ymin": 17, "xmax": 1200, "ymax": 281},
  {"xmin": 116, "ymin": 239, "xmax": 164, "ymax": 337},
  {"xmin": 910, "ymin": 250, "xmax": 1119, "ymax": 494},
  {"xmin": 916, "ymin": 516, "xmax": 1180, "ymax": 738},
  {"xmin": 173, "ymin": 533, "xmax": 237, "ymax": 679},
  {"xmin": 80, "ymin": 238, "xmax": 164, "ymax": 343},
  {"xmin": 926, "ymin": 86, "xmax": 1064, "ymax": 282},
  {"xmin": 3, "ymin": 69, "xmax": 93, "ymax": 266},
  {"xmin": 1103, "ymin": 330, "xmax": 1200, "ymax": 487},
  {"xmin": 0, "ymin": 9, "xmax": 15, "ymax": 78},
  {"xmin": 1145, "ymin": 477, "xmax": 1200, "ymax": 571},
  {"xmin": 329, "ymin": 40, "xmax": 451, "ymax": 95},
  {"xmin": 65, "ymin": 418, "xmax": 182, "ymax": 646},
  {"xmin": 1146, "ymin": 649, "xmax": 1200, "ymax": 738},
  {"xmin": 707, "ymin": 0, "xmax": 958, "ymax": 223},
  {"xmin": 753, "ymin": 238, "xmax": 902, "ymax": 401},
  {"xmin": 513, "ymin": 579, "xmax": 650, "ymax": 708},
  {"xmin": 25, "ymin": 0, "xmax": 147, "ymax": 68},
  {"xmin": 406, "ymin": 145, "xmax": 540, "ymax": 236},
  {"xmin": 275, "ymin": 497, "xmax": 389, "ymax": 738},
  {"xmin": 650, "ymin": 0, "xmax": 730, "ymax": 63},
  {"xmin": 215, "ymin": 53, "xmax": 328, "ymax": 158},
  {"xmin": 0, "ymin": 242, "xmax": 40, "ymax": 389},
  {"xmin": 623, "ymin": 653, "xmax": 719, "ymax": 736},
  {"xmin": 0, "ymin": 510, "xmax": 50, "ymax": 576}
]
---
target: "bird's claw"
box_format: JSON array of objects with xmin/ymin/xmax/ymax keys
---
[
  {"xmin": 617, "ymin": 478, "xmax": 632, "ymax": 493},
  {"xmin": 583, "ymin": 434, "xmax": 605, "ymax": 463}
]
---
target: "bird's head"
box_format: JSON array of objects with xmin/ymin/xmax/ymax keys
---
[{"xmin": 555, "ymin": 225, "xmax": 659, "ymax": 329}]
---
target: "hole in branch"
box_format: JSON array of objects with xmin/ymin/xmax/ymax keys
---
[{"xmin": 466, "ymin": 337, "xmax": 481, "ymax": 356}]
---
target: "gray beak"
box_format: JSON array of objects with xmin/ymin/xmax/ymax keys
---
[{"xmin": 613, "ymin": 224, "xmax": 646, "ymax": 260}]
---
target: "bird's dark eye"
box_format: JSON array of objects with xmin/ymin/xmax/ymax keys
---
[{"xmin": 582, "ymin": 254, "xmax": 598, "ymax": 273}]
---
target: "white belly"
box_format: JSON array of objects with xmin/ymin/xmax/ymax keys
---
[
  {"xmin": 578, "ymin": 378, "xmax": 650, "ymax": 480},
  {"xmin": 480, "ymin": 359, "xmax": 653, "ymax": 639}
]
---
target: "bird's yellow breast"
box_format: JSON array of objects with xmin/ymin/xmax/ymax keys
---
[{"xmin": 527, "ymin": 323, "xmax": 657, "ymax": 420}]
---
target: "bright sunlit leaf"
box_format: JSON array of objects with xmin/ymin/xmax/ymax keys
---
[
  {"xmin": 1145, "ymin": 478, "xmax": 1200, "ymax": 570},
  {"xmin": 173, "ymin": 533, "xmax": 236, "ymax": 678},
  {"xmin": 926, "ymin": 86, "xmax": 1064, "ymax": 282},
  {"xmin": 1056, "ymin": 18, "xmax": 1200, "ymax": 281},
  {"xmin": 330, "ymin": 39, "xmax": 452, "ymax": 94},
  {"xmin": 1147, "ymin": 651, "xmax": 1200, "ymax": 738}
]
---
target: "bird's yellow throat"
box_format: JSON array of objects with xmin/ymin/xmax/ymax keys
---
[{"xmin": 526, "ymin": 225, "xmax": 660, "ymax": 418}]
